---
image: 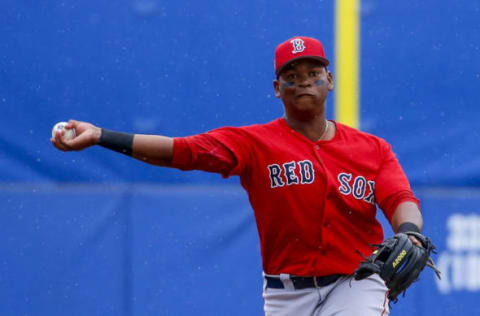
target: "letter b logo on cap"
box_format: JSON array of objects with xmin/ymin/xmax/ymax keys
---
[{"xmin": 290, "ymin": 38, "xmax": 306, "ymax": 54}]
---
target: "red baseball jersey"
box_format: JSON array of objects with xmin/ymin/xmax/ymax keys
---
[{"xmin": 170, "ymin": 118, "xmax": 419, "ymax": 276}]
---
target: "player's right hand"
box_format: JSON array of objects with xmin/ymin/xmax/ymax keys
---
[{"xmin": 51, "ymin": 120, "xmax": 101, "ymax": 151}]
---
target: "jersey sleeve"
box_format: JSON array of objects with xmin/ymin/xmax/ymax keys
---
[
  {"xmin": 169, "ymin": 127, "xmax": 251, "ymax": 178},
  {"xmin": 375, "ymin": 140, "xmax": 420, "ymax": 222}
]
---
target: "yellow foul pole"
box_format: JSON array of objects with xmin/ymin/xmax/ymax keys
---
[{"xmin": 335, "ymin": 0, "xmax": 360, "ymax": 129}]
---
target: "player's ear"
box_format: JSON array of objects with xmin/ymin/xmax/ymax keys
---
[
  {"xmin": 273, "ymin": 79, "xmax": 281, "ymax": 98},
  {"xmin": 326, "ymin": 70, "xmax": 334, "ymax": 91}
]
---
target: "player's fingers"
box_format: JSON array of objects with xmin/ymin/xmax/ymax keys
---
[
  {"xmin": 63, "ymin": 133, "xmax": 87, "ymax": 149},
  {"xmin": 54, "ymin": 128, "xmax": 77, "ymax": 150},
  {"xmin": 63, "ymin": 128, "xmax": 98, "ymax": 150},
  {"xmin": 53, "ymin": 129, "xmax": 71, "ymax": 148},
  {"xmin": 66, "ymin": 119, "xmax": 79, "ymax": 129},
  {"xmin": 50, "ymin": 137, "xmax": 72, "ymax": 151},
  {"xmin": 67, "ymin": 120, "xmax": 95, "ymax": 136},
  {"xmin": 53, "ymin": 127, "xmax": 65, "ymax": 143},
  {"xmin": 409, "ymin": 236, "xmax": 423, "ymax": 248}
]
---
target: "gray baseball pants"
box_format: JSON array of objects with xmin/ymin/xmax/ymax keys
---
[{"xmin": 262, "ymin": 273, "xmax": 389, "ymax": 316}]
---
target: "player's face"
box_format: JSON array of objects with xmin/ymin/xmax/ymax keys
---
[{"xmin": 273, "ymin": 59, "xmax": 334, "ymax": 118}]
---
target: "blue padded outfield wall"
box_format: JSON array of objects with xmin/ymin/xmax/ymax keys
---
[{"xmin": 1, "ymin": 1, "xmax": 480, "ymax": 315}]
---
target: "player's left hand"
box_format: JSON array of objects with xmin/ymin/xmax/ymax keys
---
[{"xmin": 353, "ymin": 232, "xmax": 441, "ymax": 302}]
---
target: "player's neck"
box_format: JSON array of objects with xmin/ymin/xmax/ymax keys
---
[{"xmin": 284, "ymin": 114, "xmax": 333, "ymax": 142}]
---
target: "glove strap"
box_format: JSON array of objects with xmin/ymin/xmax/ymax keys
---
[{"xmin": 397, "ymin": 222, "xmax": 421, "ymax": 233}]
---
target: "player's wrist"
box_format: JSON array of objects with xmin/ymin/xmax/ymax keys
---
[
  {"xmin": 98, "ymin": 128, "xmax": 134, "ymax": 156},
  {"xmin": 92, "ymin": 127, "xmax": 102, "ymax": 145},
  {"xmin": 397, "ymin": 222, "xmax": 421, "ymax": 234}
]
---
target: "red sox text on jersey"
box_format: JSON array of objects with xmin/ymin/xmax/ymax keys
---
[{"xmin": 267, "ymin": 161, "xmax": 375, "ymax": 205}]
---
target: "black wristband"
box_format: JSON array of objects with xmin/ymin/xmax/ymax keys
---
[
  {"xmin": 397, "ymin": 222, "xmax": 421, "ymax": 234},
  {"xmin": 98, "ymin": 129, "xmax": 134, "ymax": 156}
]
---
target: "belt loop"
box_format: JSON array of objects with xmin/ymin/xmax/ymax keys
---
[
  {"xmin": 313, "ymin": 276, "xmax": 319, "ymax": 288},
  {"xmin": 280, "ymin": 273, "xmax": 295, "ymax": 291}
]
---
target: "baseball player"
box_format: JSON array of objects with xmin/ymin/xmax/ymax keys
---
[{"xmin": 51, "ymin": 36, "xmax": 425, "ymax": 316}]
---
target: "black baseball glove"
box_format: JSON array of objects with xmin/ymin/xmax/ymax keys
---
[{"xmin": 353, "ymin": 232, "xmax": 441, "ymax": 302}]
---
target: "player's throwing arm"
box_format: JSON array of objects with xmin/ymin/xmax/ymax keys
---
[{"xmin": 51, "ymin": 120, "xmax": 174, "ymax": 166}]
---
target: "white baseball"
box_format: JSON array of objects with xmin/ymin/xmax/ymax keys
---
[{"xmin": 52, "ymin": 122, "xmax": 76, "ymax": 140}]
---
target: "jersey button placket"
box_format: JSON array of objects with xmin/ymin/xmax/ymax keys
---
[
  {"xmin": 313, "ymin": 143, "xmax": 328, "ymax": 257},
  {"xmin": 313, "ymin": 144, "xmax": 323, "ymax": 173},
  {"xmin": 322, "ymin": 222, "xmax": 329, "ymax": 255}
]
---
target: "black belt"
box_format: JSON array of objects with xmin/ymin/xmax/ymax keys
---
[{"xmin": 265, "ymin": 274, "xmax": 344, "ymax": 290}]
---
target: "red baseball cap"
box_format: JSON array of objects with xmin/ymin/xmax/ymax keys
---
[{"xmin": 274, "ymin": 36, "xmax": 329, "ymax": 76}]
